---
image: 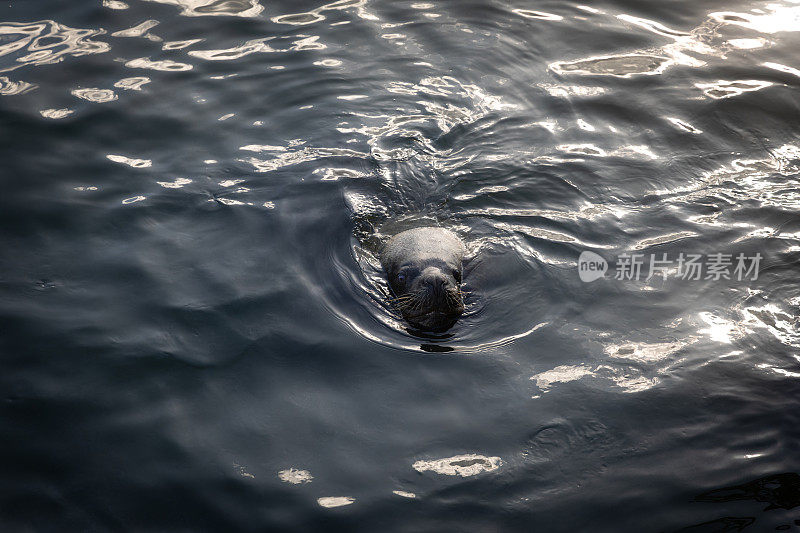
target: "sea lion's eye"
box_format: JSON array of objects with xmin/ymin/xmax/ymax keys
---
[
  {"xmin": 397, "ymin": 272, "xmax": 406, "ymax": 283},
  {"xmin": 453, "ymin": 270, "xmax": 461, "ymax": 283}
]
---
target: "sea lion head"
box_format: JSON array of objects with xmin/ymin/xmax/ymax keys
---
[{"xmin": 380, "ymin": 227, "xmax": 465, "ymax": 332}]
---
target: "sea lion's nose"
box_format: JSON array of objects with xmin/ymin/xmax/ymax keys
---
[{"xmin": 420, "ymin": 268, "xmax": 448, "ymax": 292}]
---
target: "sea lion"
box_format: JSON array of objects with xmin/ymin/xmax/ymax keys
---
[{"xmin": 380, "ymin": 227, "xmax": 466, "ymax": 332}]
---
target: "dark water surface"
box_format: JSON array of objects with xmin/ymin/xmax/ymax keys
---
[{"xmin": 2, "ymin": 0, "xmax": 800, "ymax": 530}]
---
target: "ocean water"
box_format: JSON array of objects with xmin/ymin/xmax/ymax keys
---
[{"xmin": 1, "ymin": 0, "xmax": 799, "ymax": 530}]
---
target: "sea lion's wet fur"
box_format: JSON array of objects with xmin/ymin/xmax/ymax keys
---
[{"xmin": 381, "ymin": 227, "xmax": 465, "ymax": 332}]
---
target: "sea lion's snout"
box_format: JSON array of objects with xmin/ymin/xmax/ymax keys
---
[
  {"xmin": 418, "ymin": 267, "xmax": 452, "ymax": 295},
  {"xmin": 412, "ymin": 267, "xmax": 463, "ymax": 314},
  {"xmin": 397, "ymin": 268, "xmax": 464, "ymax": 332}
]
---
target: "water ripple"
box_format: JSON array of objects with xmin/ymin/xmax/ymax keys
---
[
  {"xmin": 143, "ymin": 0, "xmax": 264, "ymax": 18},
  {"xmin": 71, "ymin": 87, "xmax": 117, "ymax": 102},
  {"xmin": 550, "ymin": 3, "xmax": 800, "ymax": 78},
  {"xmin": 241, "ymin": 146, "xmax": 369, "ymax": 173},
  {"xmin": 162, "ymin": 38, "xmax": 204, "ymax": 50},
  {"xmin": 763, "ymin": 61, "xmax": 800, "ymax": 79},
  {"xmin": 271, "ymin": 0, "xmax": 370, "ymax": 26},
  {"xmin": 157, "ymin": 178, "xmax": 193, "ymax": 188},
  {"xmin": 512, "ymin": 9, "xmax": 563, "ymax": 22},
  {"xmin": 317, "ymin": 496, "xmax": 355, "ymax": 508},
  {"xmin": 111, "ymin": 20, "xmax": 160, "ymax": 40},
  {"xmin": 107, "ymin": 154, "xmax": 152, "ymax": 167},
  {"xmin": 39, "ymin": 108, "xmax": 73, "ymax": 118},
  {"xmin": 667, "ymin": 117, "xmax": 703, "ymax": 134},
  {"xmin": 188, "ymin": 38, "xmax": 273, "ymax": 60},
  {"xmin": 551, "ymin": 53, "xmax": 672, "ymax": 78},
  {"xmin": 114, "ymin": 76, "xmax": 150, "ymax": 90},
  {"xmin": 272, "ymin": 12, "xmax": 326, "ymax": 26},
  {"xmin": 277, "ymin": 468, "xmax": 313, "ymax": 484},
  {"xmin": 709, "ymin": 5, "xmax": 800, "ymax": 33},
  {"xmin": 0, "ymin": 75, "xmax": 35, "ymax": 95},
  {"xmin": 0, "ymin": 20, "xmax": 109, "ymax": 73},
  {"xmin": 412, "ymin": 454, "xmax": 502, "ymax": 477},
  {"xmin": 125, "ymin": 57, "xmax": 193, "ymax": 71},
  {"xmin": 695, "ymin": 79, "xmax": 773, "ymax": 99}
]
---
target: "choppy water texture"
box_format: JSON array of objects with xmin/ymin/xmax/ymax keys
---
[{"xmin": 1, "ymin": 0, "xmax": 799, "ymax": 531}]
